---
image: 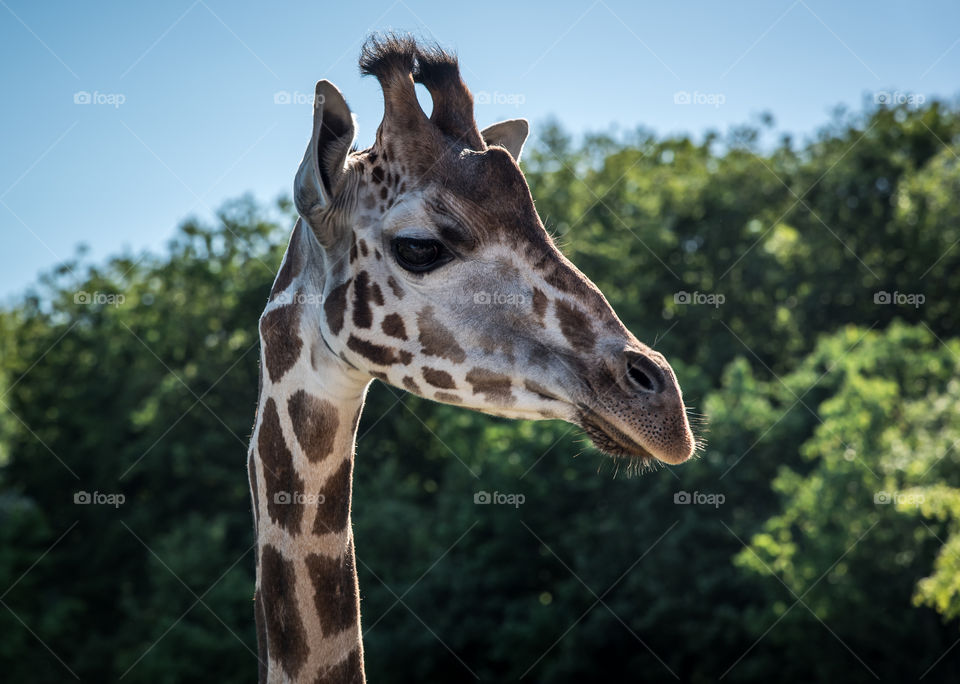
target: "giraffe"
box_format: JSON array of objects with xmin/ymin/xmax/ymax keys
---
[{"xmin": 247, "ymin": 35, "xmax": 696, "ymax": 683}]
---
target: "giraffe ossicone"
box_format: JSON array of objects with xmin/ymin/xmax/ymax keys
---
[{"xmin": 248, "ymin": 34, "xmax": 696, "ymax": 683}]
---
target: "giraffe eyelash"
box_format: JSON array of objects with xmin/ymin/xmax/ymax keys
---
[{"xmin": 390, "ymin": 235, "xmax": 454, "ymax": 273}]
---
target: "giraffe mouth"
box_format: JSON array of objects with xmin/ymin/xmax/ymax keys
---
[{"xmin": 578, "ymin": 409, "xmax": 655, "ymax": 463}]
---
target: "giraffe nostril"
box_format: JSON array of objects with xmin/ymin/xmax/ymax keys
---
[
  {"xmin": 625, "ymin": 352, "xmax": 665, "ymax": 394},
  {"xmin": 628, "ymin": 365, "xmax": 655, "ymax": 391}
]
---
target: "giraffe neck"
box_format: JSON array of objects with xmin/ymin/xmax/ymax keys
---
[{"xmin": 249, "ymin": 221, "xmax": 369, "ymax": 683}]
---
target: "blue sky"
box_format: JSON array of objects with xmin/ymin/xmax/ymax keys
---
[{"xmin": 2, "ymin": 0, "xmax": 958, "ymax": 300}]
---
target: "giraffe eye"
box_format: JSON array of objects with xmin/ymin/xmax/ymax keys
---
[{"xmin": 391, "ymin": 237, "xmax": 451, "ymax": 273}]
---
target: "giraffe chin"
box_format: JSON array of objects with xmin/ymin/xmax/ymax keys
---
[{"xmin": 578, "ymin": 413, "xmax": 664, "ymax": 466}]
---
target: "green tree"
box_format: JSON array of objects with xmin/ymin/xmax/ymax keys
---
[{"xmin": 2, "ymin": 100, "xmax": 959, "ymax": 682}]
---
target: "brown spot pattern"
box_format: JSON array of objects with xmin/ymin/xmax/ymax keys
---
[
  {"xmin": 532, "ymin": 250, "xmax": 586, "ymax": 295},
  {"xmin": 544, "ymin": 264, "xmax": 577, "ymax": 293},
  {"xmin": 532, "ymin": 288, "xmax": 548, "ymax": 320},
  {"xmin": 422, "ymin": 367, "xmax": 456, "ymax": 389},
  {"xmin": 305, "ymin": 544, "xmax": 359, "ymax": 638},
  {"xmin": 381, "ymin": 313, "xmax": 407, "ymax": 340},
  {"xmin": 315, "ymin": 648, "xmax": 363, "ymax": 684},
  {"xmin": 417, "ymin": 306, "xmax": 466, "ymax": 363},
  {"xmin": 477, "ymin": 333, "xmax": 515, "ymax": 360},
  {"xmin": 324, "ymin": 278, "xmax": 352, "ymax": 336},
  {"xmin": 288, "ymin": 390, "xmax": 339, "ymax": 464},
  {"xmin": 347, "ymin": 335, "xmax": 409, "ymax": 366},
  {"xmin": 258, "ymin": 398, "xmax": 305, "ymax": 534},
  {"xmin": 435, "ymin": 392, "xmax": 461, "ymax": 403},
  {"xmin": 371, "ymin": 282, "xmax": 384, "ymax": 306},
  {"xmin": 555, "ymin": 299, "xmax": 595, "ymax": 352},
  {"xmin": 313, "ymin": 459, "xmax": 352, "ymax": 535},
  {"xmin": 466, "ymin": 367, "xmax": 514, "ymax": 404},
  {"xmin": 386, "ymin": 276, "xmax": 405, "ymax": 299},
  {"xmin": 402, "ymin": 376, "xmax": 421, "ymax": 393},
  {"xmin": 260, "ymin": 304, "xmax": 303, "ymax": 383},
  {"xmin": 352, "ymin": 271, "xmax": 373, "ymax": 328},
  {"xmin": 261, "ymin": 544, "xmax": 308, "ymax": 679}
]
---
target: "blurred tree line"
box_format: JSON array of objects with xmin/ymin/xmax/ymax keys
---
[{"xmin": 1, "ymin": 99, "xmax": 959, "ymax": 682}]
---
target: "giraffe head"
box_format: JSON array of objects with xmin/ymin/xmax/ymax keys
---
[{"xmin": 289, "ymin": 35, "xmax": 695, "ymax": 466}]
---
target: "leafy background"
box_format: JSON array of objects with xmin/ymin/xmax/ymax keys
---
[{"xmin": 2, "ymin": 100, "xmax": 960, "ymax": 682}]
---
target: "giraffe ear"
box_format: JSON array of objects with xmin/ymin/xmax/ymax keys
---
[
  {"xmin": 480, "ymin": 118, "xmax": 529, "ymax": 161},
  {"xmin": 294, "ymin": 80, "xmax": 357, "ymax": 243}
]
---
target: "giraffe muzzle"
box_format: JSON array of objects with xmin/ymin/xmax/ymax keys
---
[{"xmin": 576, "ymin": 346, "xmax": 695, "ymax": 466}]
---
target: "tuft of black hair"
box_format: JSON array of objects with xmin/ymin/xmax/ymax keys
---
[
  {"xmin": 359, "ymin": 33, "xmax": 418, "ymax": 81},
  {"xmin": 413, "ymin": 43, "xmax": 462, "ymax": 90}
]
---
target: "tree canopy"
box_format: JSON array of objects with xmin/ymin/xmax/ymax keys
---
[{"xmin": 1, "ymin": 99, "xmax": 959, "ymax": 682}]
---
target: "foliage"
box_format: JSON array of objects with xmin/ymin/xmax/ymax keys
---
[{"xmin": 1, "ymin": 101, "xmax": 959, "ymax": 682}]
